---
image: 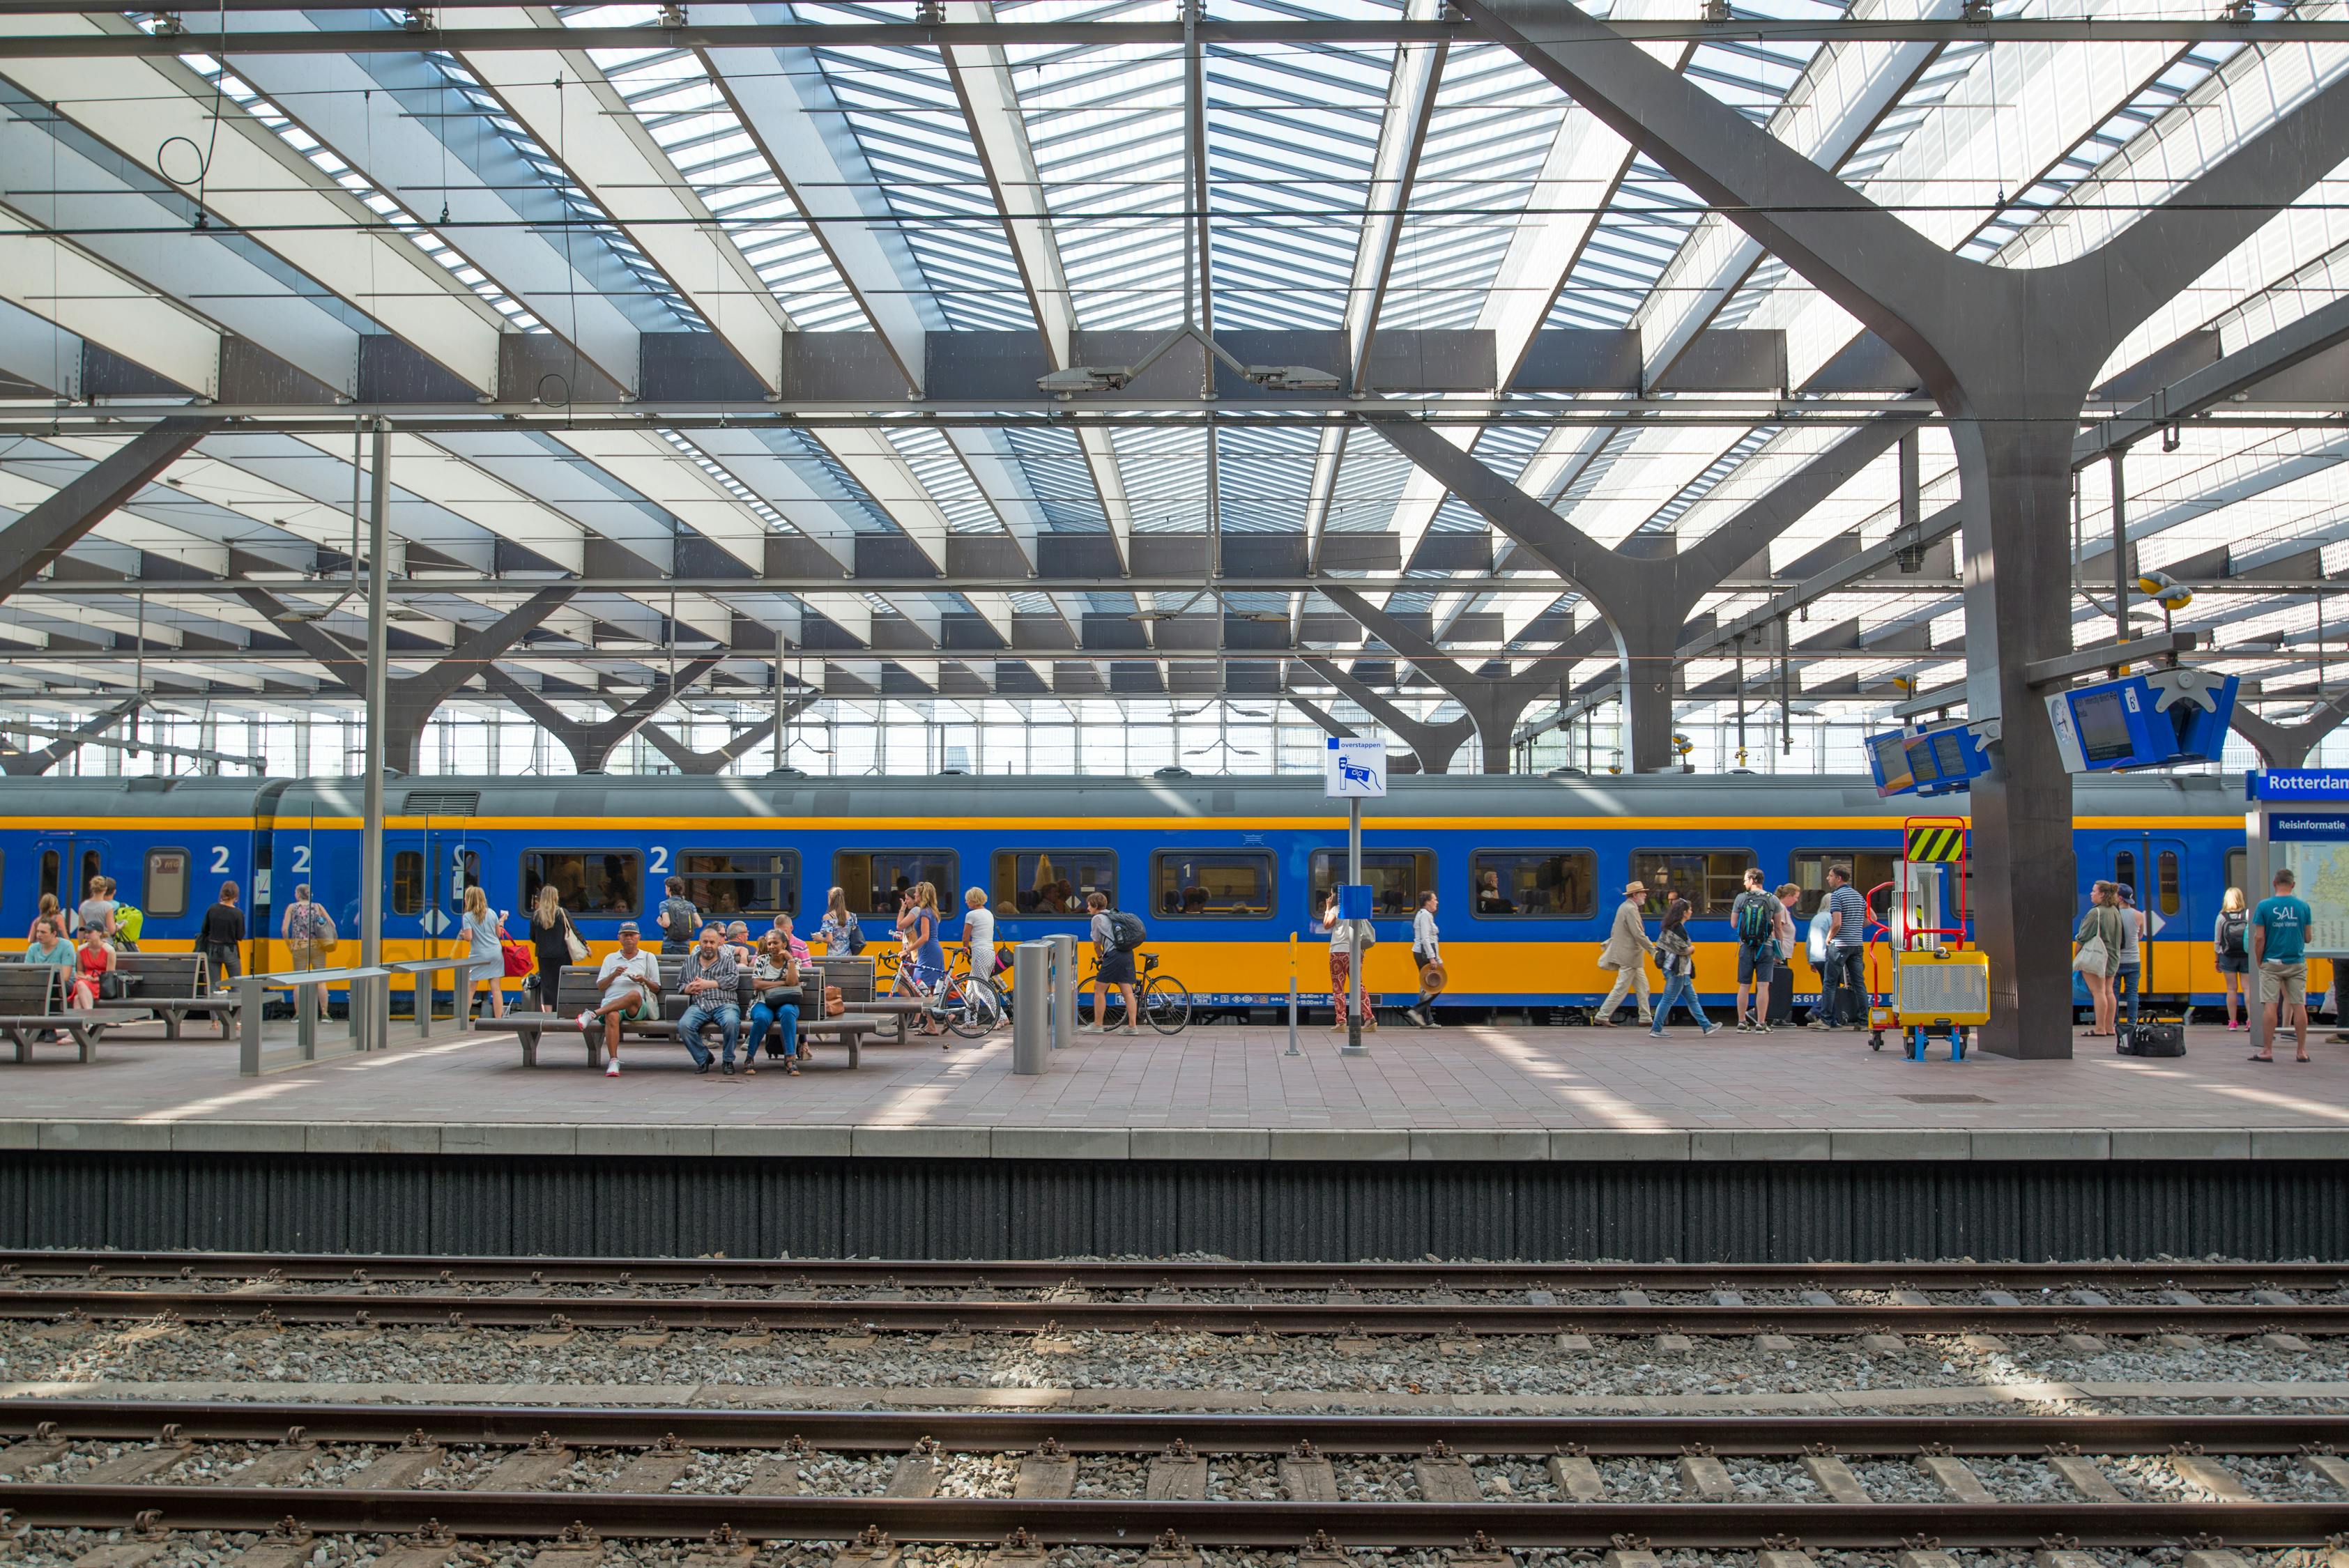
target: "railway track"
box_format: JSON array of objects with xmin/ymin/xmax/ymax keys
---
[
  {"xmin": 0, "ymin": 1250, "xmax": 2340, "ymax": 1339},
  {"xmin": 5, "ymin": 1401, "xmax": 2349, "ymax": 1548}
]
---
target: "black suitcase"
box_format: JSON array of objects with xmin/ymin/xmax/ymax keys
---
[{"xmin": 2117, "ymin": 1020, "xmax": 2186, "ymax": 1056}]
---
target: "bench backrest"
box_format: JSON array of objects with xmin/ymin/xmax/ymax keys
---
[
  {"xmin": 0, "ymin": 963, "xmax": 56, "ymax": 1014},
  {"xmin": 553, "ymin": 966, "xmax": 605, "ymax": 1016},
  {"xmin": 113, "ymin": 952, "xmax": 206, "ymax": 998},
  {"xmin": 817, "ymin": 958, "xmax": 875, "ymax": 1003}
]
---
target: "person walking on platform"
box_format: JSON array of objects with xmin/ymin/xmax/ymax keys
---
[
  {"xmin": 1089, "ymin": 889, "xmax": 1144, "ymax": 1036},
  {"xmin": 1593, "ymin": 879, "xmax": 1655, "ymax": 1027},
  {"xmin": 1766, "ymin": 882, "xmax": 1800, "ymax": 1027},
  {"xmin": 579, "ymin": 921, "xmax": 659, "ymax": 1076},
  {"xmin": 1409, "ymin": 890, "xmax": 1443, "ymax": 1029},
  {"xmin": 199, "ymin": 879, "xmax": 245, "ymax": 992},
  {"xmin": 2113, "ymin": 883, "xmax": 2144, "ymax": 1037},
  {"xmin": 1811, "ymin": 863, "xmax": 1868, "ymax": 1030},
  {"xmin": 280, "ymin": 882, "xmax": 332, "ymax": 1025},
  {"xmin": 656, "ymin": 876, "xmax": 701, "ymax": 955},
  {"xmin": 678, "ymin": 923, "xmax": 743, "ymax": 1074},
  {"xmin": 458, "ymin": 884, "xmax": 507, "ymax": 1024},
  {"xmin": 2215, "ymin": 886, "xmax": 2251, "ymax": 1029},
  {"xmin": 1730, "ymin": 867, "xmax": 1777, "ymax": 1033},
  {"xmin": 528, "ymin": 884, "xmax": 581, "ymax": 1013},
  {"xmin": 1648, "ymin": 898, "xmax": 1720, "ymax": 1037},
  {"xmin": 2251, "ymin": 867, "xmax": 2314, "ymax": 1063},
  {"xmin": 962, "ymin": 886, "xmax": 998, "ymax": 985},
  {"xmin": 2074, "ymin": 880, "xmax": 2125, "ymax": 1038}
]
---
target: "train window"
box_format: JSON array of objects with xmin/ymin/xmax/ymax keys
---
[
  {"xmin": 521, "ymin": 850, "xmax": 642, "ymax": 919},
  {"xmin": 991, "ymin": 850, "xmax": 1116, "ymax": 915},
  {"xmin": 1789, "ymin": 851, "xmax": 1897, "ymax": 919},
  {"xmin": 2113, "ymin": 849, "xmax": 2138, "ymax": 899},
  {"xmin": 38, "ymin": 850, "xmax": 56, "ymax": 901},
  {"xmin": 1635, "ymin": 849, "xmax": 1757, "ymax": 918},
  {"xmin": 2157, "ymin": 850, "xmax": 2181, "ymax": 917},
  {"xmin": 1307, "ymin": 850, "xmax": 1432, "ymax": 917},
  {"xmin": 1469, "ymin": 850, "xmax": 1596, "ymax": 918},
  {"xmin": 681, "ymin": 850, "xmax": 802, "ymax": 920},
  {"xmin": 2227, "ymin": 848, "xmax": 2247, "ymax": 898},
  {"xmin": 836, "ymin": 851, "xmax": 958, "ymax": 916},
  {"xmin": 452, "ymin": 848, "xmax": 482, "ymax": 910},
  {"xmin": 392, "ymin": 852, "xmax": 424, "ymax": 916},
  {"xmin": 144, "ymin": 848, "xmax": 190, "ymax": 919},
  {"xmin": 1153, "ymin": 851, "xmax": 1274, "ymax": 917}
]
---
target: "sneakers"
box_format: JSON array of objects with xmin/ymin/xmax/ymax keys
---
[
  {"xmin": 1117, "ymin": 1024, "xmax": 1136, "ymax": 1036},
  {"xmin": 1757, "ymin": 1023, "xmax": 1773, "ymax": 1034},
  {"xmin": 1702, "ymin": 1022, "xmax": 1723, "ymax": 1036},
  {"xmin": 1807, "ymin": 1018, "xmax": 1832, "ymax": 1031},
  {"xmin": 604, "ymin": 1059, "xmax": 620, "ymax": 1077},
  {"xmin": 1080, "ymin": 1023, "xmax": 1105, "ymax": 1034},
  {"xmin": 721, "ymin": 1061, "xmax": 735, "ymax": 1076},
  {"xmin": 576, "ymin": 1010, "xmax": 596, "ymax": 1033},
  {"xmin": 696, "ymin": 1061, "xmax": 712, "ymax": 1075},
  {"xmin": 1736, "ymin": 1019, "xmax": 1755, "ymax": 1033},
  {"xmin": 1646, "ymin": 1028, "xmax": 1667, "ymax": 1038}
]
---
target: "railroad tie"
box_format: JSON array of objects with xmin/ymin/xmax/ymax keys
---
[
  {"xmin": 2163, "ymin": 1290, "xmax": 2205, "ymax": 1306},
  {"xmin": 475, "ymin": 1434, "xmax": 574, "ymax": 1490},
  {"xmin": 886, "ymin": 1439, "xmax": 942, "ymax": 1497},
  {"xmin": 1915, "ymin": 1452, "xmax": 1994, "ymax": 1503},
  {"xmin": 615, "ymin": 1328, "xmax": 671, "ymax": 1350},
  {"xmin": 1959, "ymin": 1334, "xmax": 2008, "ymax": 1353},
  {"xmin": 1299, "ymin": 1529, "xmax": 1363, "ymax": 1568},
  {"xmin": 1617, "ymin": 1290, "xmax": 1653, "ymax": 1307},
  {"xmin": 1146, "ymin": 1443, "xmax": 1209, "ymax": 1499},
  {"xmin": 986, "ymin": 1528, "xmax": 1048, "ymax": 1568},
  {"xmin": 2180, "ymin": 1553, "xmax": 2254, "ymax": 1568},
  {"xmin": 2169, "ymin": 1454, "xmax": 2254, "ymax": 1500},
  {"xmin": 1798, "ymin": 1453, "xmax": 1872, "ymax": 1504},
  {"xmin": 2033, "ymin": 1551, "xmax": 2102, "ymax": 1568},
  {"xmin": 740, "ymin": 1452, "xmax": 804, "ymax": 1496},
  {"xmin": 530, "ymin": 1521, "xmax": 604, "ymax": 1568},
  {"xmin": 1553, "ymin": 1333, "xmax": 1593, "ymax": 1352},
  {"xmin": 1524, "ymin": 1290, "xmax": 1559, "ymax": 1307},
  {"xmin": 1890, "ymin": 1290, "xmax": 1932, "ymax": 1307},
  {"xmin": 1412, "ymin": 1445, "xmax": 1482, "ymax": 1501},
  {"xmin": 2065, "ymin": 1290, "xmax": 2111, "ymax": 1307},
  {"xmin": 834, "ymin": 1526, "xmax": 901, "ymax": 1568},
  {"xmin": 1754, "ymin": 1334, "xmax": 1797, "ymax": 1353},
  {"xmin": 1757, "ymin": 1551, "xmax": 1816, "ymax": 1568},
  {"xmin": 1979, "ymin": 1291, "xmax": 2021, "ymax": 1307},
  {"xmin": 2252, "ymin": 1289, "xmax": 2299, "ymax": 1306},
  {"xmin": 0, "ymin": 1424, "xmax": 68, "ymax": 1475},
  {"xmin": 1712, "ymin": 1291, "xmax": 1746, "ymax": 1307},
  {"xmin": 1675, "ymin": 1453, "xmax": 1734, "ymax": 1500},
  {"xmin": 609, "ymin": 1434, "xmax": 696, "ymax": 1492},
  {"xmin": 1895, "ymin": 1553, "xmax": 1960, "ymax": 1568},
  {"xmin": 1600, "ymin": 1548, "xmax": 1658, "ymax": 1568},
  {"xmin": 1799, "ymin": 1291, "xmax": 1835, "ymax": 1307},
  {"xmin": 1013, "ymin": 1440, "xmax": 1078, "ymax": 1499},
  {"xmin": 375, "ymin": 1527, "xmax": 461, "ymax": 1568},
  {"xmin": 1143, "ymin": 1531, "xmax": 1204, "ymax": 1568},
  {"xmin": 353, "ymin": 1434, "xmax": 445, "ymax": 1489},
  {"xmin": 78, "ymin": 1435, "xmax": 192, "ymax": 1485},
  {"xmin": 2303, "ymin": 1451, "xmax": 2349, "ymax": 1492},
  {"xmin": 2046, "ymin": 1454, "xmax": 2125, "ymax": 1501},
  {"xmin": 2262, "ymin": 1332, "xmax": 2314, "ymax": 1351},
  {"xmin": 1455, "ymin": 1532, "xmax": 1521, "ymax": 1568},
  {"xmin": 1859, "ymin": 1334, "xmax": 1908, "ymax": 1356},
  {"xmin": 1654, "ymin": 1334, "xmax": 1694, "ymax": 1355},
  {"xmin": 227, "ymin": 1522, "xmax": 316, "ymax": 1568},
  {"xmin": 1279, "ymin": 1444, "xmax": 1338, "ymax": 1501},
  {"xmin": 1546, "ymin": 1452, "xmax": 1604, "ymax": 1501},
  {"xmin": 69, "ymin": 1543, "xmax": 163, "ymax": 1568},
  {"xmin": 229, "ymin": 1429, "xmax": 320, "ymax": 1485},
  {"xmin": 683, "ymin": 1524, "xmax": 760, "ymax": 1568}
]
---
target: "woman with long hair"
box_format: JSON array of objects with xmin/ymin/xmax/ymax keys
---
[
  {"xmin": 818, "ymin": 885, "xmax": 862, "ymax": 956},
  {"xmin": 24, "ymin": 892, "xmax": 59, "ymax": 946},
  {"xmin": 2214, "ymin": 885, "xmax": 2251, "ymax": 1030},
  {"xmin": 898, "ymin": 882, "xmax": 948, "ymax": 1034},
  {"xmin": 2075, "ymin": 881, "xmax": 2125, "ymax": 1038},
  {"xmin": 528, "ymin": 884, "xmax": 579, "ymax": 1011},
  {"xmin": 69, "ymin": 923, "xmax": 113, "ymax": 1011},
  {"xmin": 1648, "ymin": 898, "xmax": 1720, "ymax": 1036},
  {"xmin": 459, "ymin": 884, "xmax": 506, "ymax": 1022}
]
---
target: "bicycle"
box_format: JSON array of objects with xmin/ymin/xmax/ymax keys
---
[
  {"xmin": 1081, "ymin": 951, "xmax": 1191, "ymax": 1034},
  {"xmin": 878, "ymin": 944, "xmax": 1002, "ymax": 1041}
]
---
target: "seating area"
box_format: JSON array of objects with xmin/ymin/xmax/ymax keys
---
[
  {"xmin": 0, "ymin": 961, "xmax": 107, "ymax": 1062},
  {"xmin": 505, "ymin": 955, "xmax": 888, "ymax": 1070},
  {"xmin": 85, "ymin": 952, "xmax": 240, "ymax": 1040}
]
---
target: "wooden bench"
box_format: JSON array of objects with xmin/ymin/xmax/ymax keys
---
[
  {"xmin": 83, "ymin": 952, "xmax": 243, "ymax": 1040},
  {"xmin": 505, "ymin": 965, "xmax": 885, "ymax": 1069},
  {"xmin": 0, "ymin": 962, "xmax": 107, "ymax": 1062},
  {"xmin": 812, "ymin": 956, "xmax": 934, "ymax": 1043}
]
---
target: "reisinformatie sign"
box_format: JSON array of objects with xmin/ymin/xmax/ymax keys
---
[{"xmin": 2271, "ymin": 813, "xmax": 2349, "ymax": 955}]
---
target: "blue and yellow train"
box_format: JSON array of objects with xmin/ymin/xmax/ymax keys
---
[{"xmin": 0, "ymin": 770, "xmax": 2268, "ymax": 1013}]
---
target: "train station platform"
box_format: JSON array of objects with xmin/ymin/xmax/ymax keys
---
[{"xmin": 5, "ymin": 1020, "xmax": 2346, "ymax": 1262}]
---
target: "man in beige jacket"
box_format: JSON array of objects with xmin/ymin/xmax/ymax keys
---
[{"xmin": 1593, "ymin": 879, "xmax": 1656, "ymax": 1026}]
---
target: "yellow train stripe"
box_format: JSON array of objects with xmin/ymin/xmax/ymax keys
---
[{"xmin": 245, "ymin": 813, "xmax": 2239, "ymax": 834}]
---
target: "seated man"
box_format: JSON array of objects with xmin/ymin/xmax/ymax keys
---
[
  {"xmin": 677, "ymin": 923, "xmax": 743, "ymax": 1075},
  {"xmin": 723, "ymin": 920, "xmax": 756, "ymax": 962},
  {"xmin": 578, "ymin": 920, "xmax": 660, "ymax": 1078}
]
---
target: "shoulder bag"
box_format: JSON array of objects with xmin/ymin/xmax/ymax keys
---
[{"xmin": 562, "ymin": 912, "xmax": 590, "ymax": 964}]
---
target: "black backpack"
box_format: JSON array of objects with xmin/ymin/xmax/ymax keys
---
[
  {"xmin": 1107, "ymin": 909, "xmax": 1147, "ymax": 952},
  {"xmin": 1736, "ymin": 894, "xmax": 1773, "ymax": 944},
  {"xmin": 2220, "ymin": 910, "xmax": 2247, "ymax": 955}
]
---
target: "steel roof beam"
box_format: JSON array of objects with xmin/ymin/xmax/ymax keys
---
[
  {"xmin": 2076, "ymin": 293, "xmax": 2349, "ymax": 468},
  {"xmin": 477, "ymin": 657, "xmax": 719, "ymax": 774},
  {"xmin": 0, "ymin": 416, "xmax": 217, "ymax": 601}
]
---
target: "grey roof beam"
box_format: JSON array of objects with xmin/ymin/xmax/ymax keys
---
[
  {"xmin": 641, "ymin": 695, "xmax": 818, "ymax": 776},
  {"xmin": 1299, "ymin": 655, "xmax": 1475, "ymax": 775},
  {"xmin": 1688, "ymin": 502, "xmax": 1961, "ymax": 659},
  {"xmin": 478, "ymin": 658, "xmax": 720, "ymax": 774},
  {"xmin": 0, "ymin": 417, "xmax": 217, "ymax": 601},
  {"xmin": 0, "ymin": 694, "xmax": 139, "ymax": 776},
  {"xmin": 1464, "ymin": 0, "xmax": 2349, "ymax": 1059},
  {"xmin": 2075, "ymin": 293, "xmax": 2349, "ymax": 468},
  {"xmin": 1317, "ymin": 585, "xmax": 1559, "ymax": 775},
  {"xmin": 237, "ymin": 584, "xmax": 574, "ymax": 773}
]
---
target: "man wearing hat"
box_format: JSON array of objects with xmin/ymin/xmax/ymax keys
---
[
  {"xmin": 1593, "ymin": 879, "xmax": 1657, "ymax": 1027},
  {"xmin": 579, "ymin": 919, "xmax": 661, "ymax": 1077}
]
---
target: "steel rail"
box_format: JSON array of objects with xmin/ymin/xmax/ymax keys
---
[
  {"xmin": 8, "ymin": 1399, "xmax": 2348, "ymax": 1456},
  {"xmin": 5, "ymin": 1486, "xmax": 2347, "ymax": 1548},
  {"xmin": 6, "ymin": 1250, "xmax": 2343, "ymax": 1291},
  {"xmin": 5, "ymin": 1287, "xmax": 2343, "ymax": 1335}
]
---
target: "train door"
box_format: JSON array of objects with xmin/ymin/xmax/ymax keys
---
[
  {"xmin": 35, "ymin": 835, "xmax": 108, "ymax": 930},
  {"xmin": 381, "ymin": 829, "xmax": 488, "ymax": 943},
  {"xmin": 2107, "ymin": 835, "xmax": 2189, "ymax": 1001}
]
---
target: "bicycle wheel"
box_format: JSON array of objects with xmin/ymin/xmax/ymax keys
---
[
  {"xmin": 947, "ymin": 976, "xmax": 1002, "ymax": 1038},
  {"xmin": 1141, "ymin": 972, "xmax": 1190, "ymax": 1034}
]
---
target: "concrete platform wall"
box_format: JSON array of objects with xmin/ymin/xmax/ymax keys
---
[{"xmin": 10, "ymin": 1154, "xmax": 2347, "ymax": 1262}]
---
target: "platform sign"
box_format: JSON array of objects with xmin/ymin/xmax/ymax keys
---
[
  {"xmin": 1325, "ymin": 737, "xmax": 1387, "ymax": 799},
  {"xmin": 2249, "ymin": 771, "xmax": 2349, "ymax": 801}
]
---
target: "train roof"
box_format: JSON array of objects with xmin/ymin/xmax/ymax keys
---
[{"xmin": 0, "ymin": 769, "xmax": 2244, "ymax": 824}]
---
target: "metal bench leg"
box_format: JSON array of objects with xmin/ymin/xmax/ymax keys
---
[
  {"xmin": 8, "ymin": 1030, "xmax": 24, "ymax": 1065},
  {"xmin": 74, "ymin": 1027, "xmax": 94, "ymax": 1063},
  {"xmin": 162, "ymin": 1011, "xmax": 181, "ymax": 1042}
]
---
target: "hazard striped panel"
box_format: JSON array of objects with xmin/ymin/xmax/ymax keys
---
[{"xmin": 1905, "ymin": 825, "xmax": 1967, "ymax": 863}]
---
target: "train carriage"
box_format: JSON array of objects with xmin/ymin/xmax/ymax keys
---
[{"xmin": 0, "ymin": 771, "xmax": 2267, "ymax": 1016}]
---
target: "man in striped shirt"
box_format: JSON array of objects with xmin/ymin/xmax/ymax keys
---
[{"xmin": 1809, "ymin": 863, "xmax": 1870, "ymax": 1031}]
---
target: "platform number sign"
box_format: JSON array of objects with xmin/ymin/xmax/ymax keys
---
[{"xmin": 1325, "ymin": 737, "xmax": 1388, "ymax": 799}]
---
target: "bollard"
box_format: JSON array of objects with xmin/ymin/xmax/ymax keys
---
[
  {"xmin": 1012, "ymin": 941, "xmax": 1050, "ymax": 1075},
  {"xmin": 1046, "ymin": 932, "xmax": 1079, "ymax": 1045}
]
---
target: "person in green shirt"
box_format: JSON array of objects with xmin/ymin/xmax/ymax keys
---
[
  {"xmin": 23, "ymin": 918, "xmax": 72, "ymax": 970},
  {"xmin": 2250, "ymin": 868, "xmax": 2316, "ymax": 1063}
]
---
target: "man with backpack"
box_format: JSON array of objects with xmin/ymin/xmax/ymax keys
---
[
  {"xmin": 1730, "ymin": 867, "xmax": 1779, "ymax": 1033},
  {"xmin": 1083, "ymin": 890, "xmax": 1142, "ymax": 1036}
]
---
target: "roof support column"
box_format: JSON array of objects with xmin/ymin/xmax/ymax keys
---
[
  {"xmin": 2231, "ymin": 694, "xmax": 2349, "ymax": 769},
  {"xmin": 360, "ymin": 417, "xmax": 390, "ymax": 978},
  {"xmin": 641, "ymin": 695, "xmax": 816, "ymax": 776},
  {"xmin": 479, "ymin": 659, "xmax": 722, "ymax": 775},
  {"xmin": 1299, "ymin": 656, "xmax": 1476, "ymax": 775},
  {"xmin": 0, "ymin": 695, "xmax": 142, "ymax": 776}
]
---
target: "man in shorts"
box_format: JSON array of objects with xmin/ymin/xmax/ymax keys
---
[
  {"xmin": 579, "ymin": 920, "xmax": 661, "ymax": 1077},
  {"xmin": 1729, "ymin": 867, "xmax": 1779, "ymax": 1033},
  {"xmin": 2251, "ymin": 868, "xmax": 2315, "ymax": 1063}
]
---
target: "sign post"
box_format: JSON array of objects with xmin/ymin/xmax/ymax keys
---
[
  {"xmin": 2244, "ymin": 770, "xmax": 2349, "ymax": 1056},
  {"xmin": 1326, "ymin": 737, "xmax": 1387, "ymax": 1056}
]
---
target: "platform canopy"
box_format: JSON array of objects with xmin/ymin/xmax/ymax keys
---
[{"xmin": 1, "ymin": 0, "xmax": 2346, "ymax": 774}]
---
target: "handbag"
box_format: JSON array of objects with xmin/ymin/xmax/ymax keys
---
[
  {"xmin": 502, "ymin": 939, "xmax": 535, "ymax": 978},
  {"xmin": 825, "ymin": 984, "xmax": 843, "ymax": 1018},
  {"xmin": 562, "ymin": 914, "xmax": 589, "ymax": 965},
  {"xmin": 2071, "ymin": 935, "xmax": 2108, "ymax": 974},
  {"xmin": 98, "ymin": 971, "xmax": 124, "ymax": 1001},
  {"xmin": 760, "ymin": 985, "xmax": 805, "ymax": 1010}
]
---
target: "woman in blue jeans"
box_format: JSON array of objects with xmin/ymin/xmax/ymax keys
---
[
  {"xmin": 1649, "ymin": 898, "xmax": 1722, "ymax": 1037},
  {"xmin": 740, "ymin": 931, "xmax": 804, "ymax": 1075}
]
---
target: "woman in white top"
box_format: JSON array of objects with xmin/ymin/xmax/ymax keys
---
[
  {"xmin": 1321, "ymin": 889, "xmax": 1374, "ymax": 1033},
  {"xmin": 458, "ymin": 884, "xmax": 506, "ymax": 1022},
  {"xmin": 962, "ymin": 886, "xmax": 997, "ymax": 981},
  {"xmin": 1408, "ymin": 891, "xmax": 1442, "ymax": 1029}
]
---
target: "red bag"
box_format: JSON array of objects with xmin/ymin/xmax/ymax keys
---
[{"xmin": 502, "ymin": 939, "xmax": 535, "ymax": 978}]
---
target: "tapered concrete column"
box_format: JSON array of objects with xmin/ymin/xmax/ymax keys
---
[
  {"xmin": 2233, "ymin": 695, "xmax": 2349, "ymax": 769},
  {"xmin": 1300, "ymin": 656, "xmax": 1476, "ymax": 774},
  {"xmin": 480, "ymin": 659, "xmax": 720, "ymax": 774}
]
